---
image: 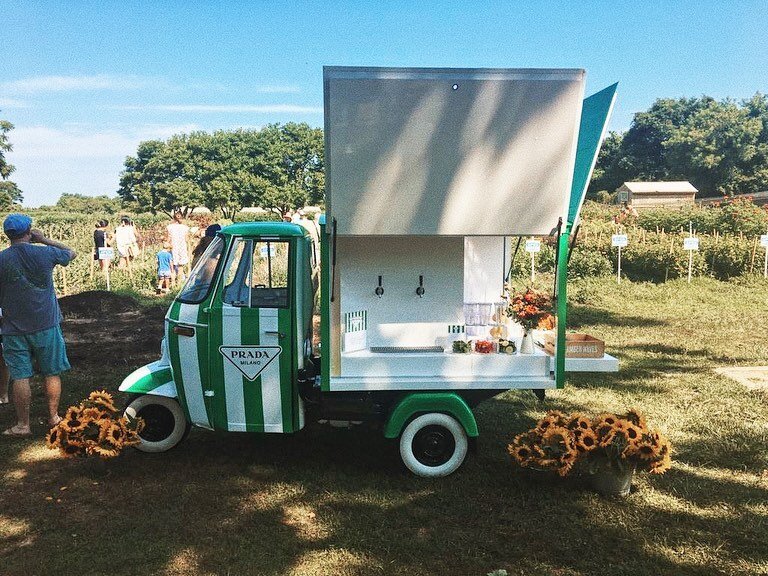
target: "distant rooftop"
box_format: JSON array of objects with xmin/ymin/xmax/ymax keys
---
[{"xmin": 618, "ymin": 181, "xmax": 698, "ymax": 194}]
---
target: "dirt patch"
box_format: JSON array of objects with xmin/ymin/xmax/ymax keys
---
[
  {"xmin": 714, "ymin": 366, "xmax": 768, "ymax": 391},
  {"xmin": 59, "ymin": 291, "xmax": 167, "ymax": 367},
  {"xmin": 59, "ymin": 290, "xmax": 139, "ymax": 316}
]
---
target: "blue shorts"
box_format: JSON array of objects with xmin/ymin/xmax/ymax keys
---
[{"xmin": 2, "ymin": 325, "xmax": 71, "ymax": 380}]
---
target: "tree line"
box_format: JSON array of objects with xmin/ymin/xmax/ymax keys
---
[
  {"xmin": 118, "ymin": 123, "xmax": 323, "ymax": 218},
  {"xmin": 0, "ymin": 113, "xmax": 23, "ymax": 209},
  {"xmin": 590, "ymin": 93, "xmax": 768, "ymax": 198}
]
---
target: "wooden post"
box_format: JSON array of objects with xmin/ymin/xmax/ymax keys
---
[{"xmin": 750, "ymin": 237, "xmax": 758, "ymax": 274}]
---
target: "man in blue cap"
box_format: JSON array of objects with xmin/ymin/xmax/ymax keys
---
[{"xmin": 0, "ymin": 214, "xmax": 76, "ymax": 437}]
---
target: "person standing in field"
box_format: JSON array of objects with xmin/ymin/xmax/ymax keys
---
[
  {"xmin": 167, "ymin": 211, "xmax": 190, "ymax": 287},
  {"xmin": 114, "ymin": 216, "xmax": 138, "ymax": 273},
  {"xmin": 156, "ymin": 243, "xmax": 173, "ymax": 294},
  {"xmin": 92, "ymin": 219, "xmax": 112, "ymax": 279},
  {"xmin": 0, "ymin": 214, "xmax": 76, "ymax": 437}
]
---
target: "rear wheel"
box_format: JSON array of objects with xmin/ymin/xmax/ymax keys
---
[
  {"xmin": 124, "ymin": 395, "xmax": 190, "ymax": 453},
  {"xmin": 399, "ymin": 413, "xmax": 468, "ymax": 477}
]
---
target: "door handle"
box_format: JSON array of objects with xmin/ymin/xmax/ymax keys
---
[
  {"xmin": 173, "ymin": 325, "xmax": 195, "ymax": 337},
  {"xmin": 264, "ymin": 331, "xmax": 285, "ymax": 339}
]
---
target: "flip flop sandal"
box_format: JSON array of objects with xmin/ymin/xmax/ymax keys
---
[{"xmin": 2, "ymin": 426, "xmax": 32, "ymax": 437}]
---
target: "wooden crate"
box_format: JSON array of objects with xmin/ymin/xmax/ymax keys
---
[{"xmin": 543, "ymin": 332, "xmax": 605, "ymax": 358}]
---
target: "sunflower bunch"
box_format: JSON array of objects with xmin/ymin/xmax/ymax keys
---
[
  {"xmin": 46, "ymin": 391, "xmax": 144, "ymax": 459},
  {"xmin": 508, "ymin": 411, "xmax": 578, "ymax": 477},
  {"xmin": 508, "ymin": 409, "xmax": 672, "ymax": 477}
]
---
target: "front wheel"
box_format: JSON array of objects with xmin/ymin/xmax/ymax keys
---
[
  {"xmin": 399, "ymin": 413, "xmax": 468, "ymax": 477},
  {"xmin": 124, "ymin": 395, "xmax": 190, "ymax": 453}
]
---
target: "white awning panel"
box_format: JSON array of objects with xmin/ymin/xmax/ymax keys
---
[{"xmin": 324, "ymin": 67, "xmax": 585, "ymax": 236}]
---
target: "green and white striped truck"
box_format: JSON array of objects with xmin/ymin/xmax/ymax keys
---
[{"xmin": 120, "ymin": 67, "xmax": 619, "ymax": 476}]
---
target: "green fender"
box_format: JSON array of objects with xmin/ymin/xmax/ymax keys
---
[
  {"xmin": 383, "ymin": 393, "xmax": 479, "ymax": 439},
  {"xmin": 118, "ymin": 361, "xmax": 177, "ymax": 398}
]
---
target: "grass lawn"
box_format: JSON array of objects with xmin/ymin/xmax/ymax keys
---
[{"xmin": 1, "ymin": 277, "xmax": 767, "ymax": 575}]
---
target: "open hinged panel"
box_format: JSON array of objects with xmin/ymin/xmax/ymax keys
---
[{"xmin": 321, "ymin": 67, "xmax": 620, "ymax": 392}]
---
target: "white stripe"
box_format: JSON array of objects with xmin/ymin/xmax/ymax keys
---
[
  {"xmin": 259, "ymin": 308, "xmax": 284, "ymax": 432},
  {"xmin": 221, "ymin": 306, "xmax": 247, "ymax": 431},
  {"xmin": 177, "ymin": 303, "xmax": 211, "ymax": 428}
]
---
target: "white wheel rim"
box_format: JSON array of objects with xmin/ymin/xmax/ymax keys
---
[{"xmin": 399, "ymin": 413, "xmax": 468, "ymax": 477}]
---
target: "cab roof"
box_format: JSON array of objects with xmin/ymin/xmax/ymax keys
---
[{"xmin": 221, "ymin": 221, "xmax": 310, "ymax": 238}]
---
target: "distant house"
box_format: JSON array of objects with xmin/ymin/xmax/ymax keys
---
[{"xmin": 616, "ymin": 181, "xmax": 698, "ymax": 209}]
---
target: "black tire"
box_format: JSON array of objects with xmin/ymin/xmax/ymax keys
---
[
  {"xmin": 399, "ymin": 413, "xmax": 468, "ymax": 477},
  {"xmin": 124, "ymin": 394, "xmax": 190, "ymax": 453}
]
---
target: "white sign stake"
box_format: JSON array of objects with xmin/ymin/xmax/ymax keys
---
[
  {"xmin": 525, "ymin": 239, "xmax": 540, "ymax": 282},
  {"xmin": 761, "ymin": 232, "xmax": 768, "ymax": 278},
  {"xmin": 98, "ymin": 247, "xmax": 114, "ymax": 291},
  {"xmin": 683, "ymin": 221, "xmax": 699, "ymax": 283},
  {"xmin": 612, "ymin": 234, "xmax": 628, "ymax": 284}
]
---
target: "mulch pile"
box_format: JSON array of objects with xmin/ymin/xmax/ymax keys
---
[{"xmin": 59, "ymin": 291, "xmax": 167, "ymax": 367}]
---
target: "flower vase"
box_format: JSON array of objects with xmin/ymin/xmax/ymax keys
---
[
  {"xmin": 519, "ymin": 331, "xmax": 534, "ymax": 354},
  {"xmin": 589, "ymin": 463, "xmax": 635, "ymax": 497}
]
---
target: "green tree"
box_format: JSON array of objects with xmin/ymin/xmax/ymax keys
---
[
  {"xmin": 53, "ymin": 193, "xmax": 121, "ymax": 213},
  {"xmin": 0, "ymin": 114, "xmax": 23, "ymax": 205},
  {"xmin": 118, "ymin": 123, "xmax": 325, "ymax": 217},
  {"xmin": 587, "ymin": 131, "xmax": 623, "ymax": 195}
]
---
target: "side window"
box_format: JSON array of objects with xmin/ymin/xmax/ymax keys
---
[
  {"xmin": 222, "ymin": 238, "xmax": 252, "ymax": 306},
  {"xmin": 251, "ymin": 241, "xmax": 289, "ymax": 308},
  {"xmin": 221, "ymin": 238, "xmax": 290, "ymax": 308},
  {"xmin": 178, "ymin": 236, "xmax": 225, "ymax": 303}
]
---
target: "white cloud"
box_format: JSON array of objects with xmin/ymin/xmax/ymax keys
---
[
  {"xmin": 112, "ymin": 103, "xmax": 322, "ymax": 114},
  {"xmin": 255, "ymin": 86, "xmax": 301, "ymax": 94},
  {"xmin": 10, "ymin": 124, "xmax": 201, "ymax": 160},
  {"xmin": 1, "ymin": 74, "xmax": 159, "ymax": 93},
  {"xmin": 0, "ymin": 98, "xmax": 28, "ymax": 108}
]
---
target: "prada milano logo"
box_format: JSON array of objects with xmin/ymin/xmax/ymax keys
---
[{"xmin": 219, "ymin": 346, "xmax": 282, "ymax": 381}]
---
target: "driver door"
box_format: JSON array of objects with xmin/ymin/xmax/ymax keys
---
[{"xmin": 207, "ymin": 236, "xmax": 296, "ymax": 432}]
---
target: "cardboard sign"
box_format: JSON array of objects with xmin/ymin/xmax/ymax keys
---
[
  {"xmin": 611, "ymin": 234, "xmax": 628, "ymax": 247},
  {"xmin": 98, "ymin": 247, "xmax": 115, "ymax": 260},
  {"xmin": 761, "ymin": 235, "xmax": 768, "ymax": 248},
  {"xmin": 219, "ymin": 346, "xmax": 281, "ymax": 381},
  {"xmin": 525, "ymin": 240, "xmax": 541, "ymax": 253},
  {"xmin": 683, "ymin": 237, "xmax": 699, "ymax": 251}
]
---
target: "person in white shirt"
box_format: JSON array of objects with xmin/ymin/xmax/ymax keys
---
[{"xmin": 166, "ymin": 211, "xmax": 190, "ymax": 287}]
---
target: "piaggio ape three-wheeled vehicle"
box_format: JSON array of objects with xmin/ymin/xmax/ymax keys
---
[{"xmin": 120, "ymin": 67, "xmax": 619, "ymax": 476}]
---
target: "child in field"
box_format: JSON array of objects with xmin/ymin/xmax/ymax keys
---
[{"xmin": 156, "ymin": 243, "xmax": 174, "ymax": 294}]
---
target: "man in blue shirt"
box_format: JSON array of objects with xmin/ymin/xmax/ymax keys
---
[{"xmin": 0, "ymin": 214, "xmax": 76, "ymax": 437}]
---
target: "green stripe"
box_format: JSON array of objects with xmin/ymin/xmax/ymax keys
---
[
  {"xmin": 279, "ymin": 307, "xmax": 294, "ymax": 431},
  {"xmin": 241, "ymin": 309, "xmax": 263, "ymax": 432},
  {"xmin": 167, "ymin": 300, "xmax": 191, "ymax": 419},
  {"xmin": 195, "ymin": 303, "xmax": 213, "ymax": 425},
  {"xmin": 556, "ymin": 230, "xmax": 570, "ymax": 389},
  {"xmin": 207, "ymin": 305, "xmax": 224, "ymax": 429}
]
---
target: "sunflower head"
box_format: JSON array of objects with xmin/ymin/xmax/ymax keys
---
[
  {"xmin": 624, "ymin": 408, "xmax": 647, "ymax": 430},
  {"xmin": 46, "ymin": 425, "xmax": 66, "ymax": 449},
  {"xmin": 575, "ymin": 429, "xmax": 598, "ymax": 453},
  {"xmin": 87, "ymin": 390, "xmax": 118, "ymax": 413},
  {"xmin": 567, "ymin": 414, "xmax": 592, "ymax": 431},
  {"xmin": 596, "ymin": 414, "xmax": 617, "ymax": 427},
  {"xmin": 59, "ymin": 442, "xmax": 83, "ymax": 458},
  {"xmin": 61, "ymin": 406, "xmax": 88, "ymax": 433}
]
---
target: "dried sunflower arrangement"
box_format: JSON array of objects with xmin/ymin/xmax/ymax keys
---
[
  {"xmin": 508, "ymin": 409, "xmax": 671, "ymax": 494},
  {"xmin": 46, "ymin": 391, "xmax": 144, "ymax": 459}
]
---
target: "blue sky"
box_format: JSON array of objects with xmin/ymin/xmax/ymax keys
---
[{"xmin": 3, "ymin": 1, "xmax": 767, "ymax": 206}]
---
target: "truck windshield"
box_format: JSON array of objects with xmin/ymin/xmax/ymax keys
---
[{"xmin": 178, "ymin": 236, "xmax": 225, "ymax": 303}]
